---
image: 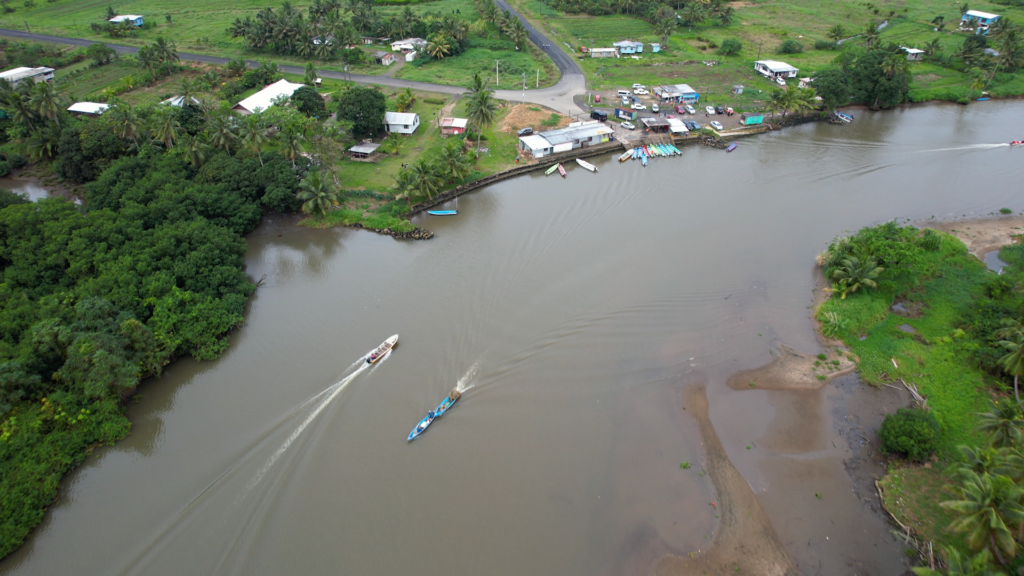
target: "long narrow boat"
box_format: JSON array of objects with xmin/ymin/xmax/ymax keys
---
[
  {"xmin": 545, "ymin": 163, "xmax": 560, "ymax": 175},
  {"xmin": 618, "ymin": 150, "xmax": 632, "ymax": 162},
  {"xmin": 631, "ymin": 148, "xmax": 638, "ymax": 159},
  {"xmin": 670, "ymin": 145, "xmax": 682, "ymax": 154},
  {"xmin": 557, "ymin": 164, "xmax": 566, "ymax": 178},
  {"xmin": 367, "ymin": 335, "xmax": 398, "ymax": 364},
  {"xmin": 640, "ymin": 153, "xmax": 648, "ymax": 166},
  {"xmin": 642, "ymin": 145, "xmax": 650, "ymax": 157},
  {"xmin": 408, "ymin": 388, "xmax": 461, "ymax": 441},
  {"xmin": 658, "ymin": 144, "xmax": 669, "ymax": 156},
  {"xmin": 427, "ymin": 210, "xmax": 457, "ymax": 216},
  {"xmin": 726, "ymin": 142, "xmax": 738, "ymax": 153},
  {"xmin": 576, "ymin": 158, "xmax": 598, "ymax": 172}
]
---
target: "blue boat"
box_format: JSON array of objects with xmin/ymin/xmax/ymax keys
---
[
  {"xmin": 427, "ymin": 210, "xmax": 457, "ymax": 216},
  {"xmin": 640, "ymin": 153, "xmax": 648, "ymax": 166},
  {"xmin": 408, "ymin": 389, "xmax": 461, "ymax": 441},
  {"xmin": 726, "ymin": 142, "xmax": 738, "ymax": 153}
]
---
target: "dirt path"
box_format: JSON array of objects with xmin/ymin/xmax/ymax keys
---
[
  {"xmin": 927, "ymin": 215, "xmax": 1024, "ymax": 258},
  {"xmin": 654, "ymin": 385, "xmax": 797, "ymax": 576}
]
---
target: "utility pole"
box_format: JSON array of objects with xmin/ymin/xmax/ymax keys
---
[
  {"xmin": 23, "ymin": 21, "xmax": 32, "ymax": 38},
  {"xmin": 536, "ymin": 68, "xmax": 539, "ymax": 88},
  {"xmin": 495, "ymin": 60, "xmax": 499, "ymax": 86},
  {"xmin": 756, "ymin": 39, "xmax": 763, "ymax": 60},
  {"xmin": 522, "ymin": 73, "xmax": 525, "ymax": 103}
]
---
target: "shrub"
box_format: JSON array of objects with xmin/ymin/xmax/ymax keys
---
[
  {"xmin": 879, "ymin": 408, "xmax": 941, "ymax": 461},
  {"xmin": 778, "ymin": 39, "xmax": 804, "ymax": 54},
  {"xmin": 814, "ymin": 40, "xmax": 837, "ymax": 50},
  {"xmin": 0, "ymin": 161, "xmax": 10, "ymax": 177},
  {"xmin": 918, "ymin": 228, "xmax": 941, "ymax": 252},
  {"xmin": 422, "ymin": 97, "xmax": 445, "ymax": 105},
  {"xmin": 718, "ymin": 38, "xmax": 742, "ymax": 56},
  {"xmin": 1000, "ymin": 207, "xmax": 1012, "ymax": 214}
]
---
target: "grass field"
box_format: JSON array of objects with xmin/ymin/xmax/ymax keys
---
[
  {"xmin": 508, "ymin": 0, "xmax": 1024, "ymax": 106},
  {"xmin": 394, "ymin": 44, "xmax": 558, "ymax": 89}
]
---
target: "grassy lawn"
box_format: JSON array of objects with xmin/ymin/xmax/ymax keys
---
[
  {"xmin": 878, "ymin": 464, "xmax": 961, "ymax": 550},
  {"xmin": 395, "ymin": 44, "xmax": 559, "ymax": 89},
  {"xmin": 508, "ymin": 0, "xmax": 1024, "ymax": 106}
]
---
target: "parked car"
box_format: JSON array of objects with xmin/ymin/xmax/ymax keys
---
[
  {"xmin": 725, "ymin": 107, "xmax": 734, "ymax": 116},
  {"xmin": 715, "ymin": 106, "xmax": 725, "ymax": 115},
  {"xmin": 685, "ymin": 105, "xmax": 696, "ymax": 114},
  {"xmin": 705, "ymin": 106, "xmax": 715, "ymax": 115},
  {"xmin": 633, "ymin": 88, "xmax": 649, "ymax": 95},
  {"xmin": 622, "ymin": 98, "xmax": 630, "ymax": 106},
  {"xmin": 631, "ymin": 103, "xmax": 646, "ymax": 110},
  {"xmin": 775, "ymin": 76, "xmax": 786, "ymax": 86},
  {"xmin": 652, "ymin": 103, "xmax": 660, "ymax": 113},
  {"xmin": 518, "ymin": 127, "xmax": 533, "ymax": 136},
  {"xmin": 685, "ymin": 120, "xmax": 701, "ymax": 130},
  {"xmin": 632, "ymin": 83, "xmax": 645, "ymax": 89},
  {"xmin": 710, "ymin": 120, "xmax": 724, "ymax": 131},
  {"xmin": 590, "ymin": 110, "xmax": 608, "ymax": 121},
  {"xmin": 621, "ymin": 121, "xmax": 636, "ymax": 130}
]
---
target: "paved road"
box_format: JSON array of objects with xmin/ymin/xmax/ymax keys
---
[{"xmin": 0, "ymin": 5, "xmax": 588, "ymax": 115}]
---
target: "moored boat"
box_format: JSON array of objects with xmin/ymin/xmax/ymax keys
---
[
  {"xmin": 640, "ymin": 153, "xmax": 648, "ymax": 166},
  {"xmin": 726, "ymin": 142, "xmax": 738, "ymax": 152},
  {"xmin": 835, "ymin": 112, "xmax": 853, "ymax": 123},
  {"xmin": 367, "ymin": 335, "xmax": 398, "ymax": 364},
  {"xmin": 408, "ymin": 388, "xmax": 462, "ymax": 441},
  {"xmin": 618, "ymin": 150, "xmax": 632, "ymax": 162},
  {"xmin": 557, "ymin": 164, "xmax": 566, "ymax": 177},
  {"xmin": 576, "ymin": 158, "xmax": 598, "ymax": 172},
  {"xmin": 545, "ymin": 163, "xmax": 560, "ymax": 175},
  {"xmin": 427, "ymin": 210, "xmax": 457, "ymax": 216}
]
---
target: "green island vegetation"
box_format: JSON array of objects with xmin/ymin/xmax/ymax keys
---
[
  {"xmin": 507, "ymin": 0, "xmax": 1024, "ymax": 108},
  {"xmin": 816, "ymin": 222, "xmax": 1024, "ymax": 573},
  {"xmin": 0, "ymin": 31, "xmax": 529, "ymax": 558},
  {"xmin": 0, "ymin": 0, "xmax": 558, "ymax": 89}
]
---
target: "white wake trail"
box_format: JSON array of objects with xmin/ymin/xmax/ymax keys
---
[
  {"xmin": 456, "ymin": 362, "xmax": 479, "ymax": 393},
  {"xmin": 915, "ymin": 143, "xmax": 1009, "ymax": 153}
]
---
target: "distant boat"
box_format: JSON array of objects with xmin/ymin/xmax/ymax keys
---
[
  {"xmin": 1011, "ymin": 140, "xmax": 1023, "ymax": 146},
  {"xmin": 669, "ymin": 145, "xmax": 681, "ymax": 155},
  {"xmin": 726, "ymin": 142, "xmax": 738, "ymax": 152},
  {"xmin": 576, "ymin": 158, "xmax": 598, "ymax": 172},
  {"xmin": 835, "ymin": 112, "xmax": 853, "ymax": 123},
  {"xmin": 545, "ymin": 163, "xmax": 560, "ymax": 175},
  {"xmin": 367, "ymin": 335, "xmax": 398, "ymax": 364},
  {"xmin": 978, "ymin": 97, "xmax": 990, "ymax": 101},
  {"xmin": 408, "ymin": 388, "xmax": 461, "ymax": 441},
  {"xmin": 557, "ymin": 164, "xmax": 566, "ymax": 178},
  {"xmin": 427, "ymin": 195, "xmax": 458, "ymax": 216},
  {"xmin": 618, "ymin": 150, "xmax": 632, "ymax": 162}
]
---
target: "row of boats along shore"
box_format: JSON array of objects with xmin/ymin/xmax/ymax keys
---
[
  {"xmin": 543, "ymin": 142, "xmax": 738, "ymax": 177},
  {"xmin": 365, "ymin": 335, "xmax": 461, "ymax": 442}
]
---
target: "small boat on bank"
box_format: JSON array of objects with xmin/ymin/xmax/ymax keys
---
[
  {"xmin": 835, "ymin": 112, "xmax": 853, "ymax": 123},
  {"xmin": 557, "ymin": 164, "xmax": 566, "ymax": 178},
  {"xmin": 576, "ymin": 158, "xmax": 598, "ymax": 172},
  {"xmin": 545, "ymin": 163, "xmax": 560, "ymax": 175},
  {"xmin": 726, "ymin": 142, "xmax": 738, "ymax": 153},
  {"xmin": 408, "ymin": 388, "xmax": 462, "ymax": 441},
  {"xmin": 427, "ymin": 210, "xmax": 457, "ymax": 216},
  {"xmin": 640, "ymin": 153, "xmax": 648, "ymax": 166},
  {"xmin": 618, "ymin": 150, "xmax": 632, "ymax": 162},
  {"xmin": 367, "ymin": 335, "xmax": 398, "ymax": 364}
]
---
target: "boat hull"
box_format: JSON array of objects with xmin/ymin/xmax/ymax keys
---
[
  {"xmin": 545, "ymin": 163, "xmax": 559, "ymax": 175},
  {"xmin": 367, "ymin": 335, "xmax": 398, "ymax": 364},
  {"xmin": 427, "ymin": 210, "xmax": 457, "ymax": 216},
  {"xmin": 557, "ymin": 164, "xmax": 566, "ymax": 178}
]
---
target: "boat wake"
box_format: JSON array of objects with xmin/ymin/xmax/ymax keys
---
[
  {"xmin": 455, "ymin": 362, "xmax": 479, "ymax": 393},
  {"xmin": 914, "ymin": 143, "xmax": 1010, "ymax": 153}
]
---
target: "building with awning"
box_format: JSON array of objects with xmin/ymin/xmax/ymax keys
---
[
  {"xmin": 439, "ymin": 117, "xmax": 468, "ymax": 137},
  {"xmin": 754, "ymin": 60, "xmax": 799, "ymax": 79},
  {"xmin": 640, "ymin": 117, "xmax": 670, "ymax": 133},
  {"xmin": 348, "ymin": 142, "xmax": 381, "ymax": 160},
  {"xmin": 233, "ymin": 79, "xmax": 305, "ymax": 115},
  {"xmin": 666, "ymin": 118, "xmax": 689, "ymax": 133}
]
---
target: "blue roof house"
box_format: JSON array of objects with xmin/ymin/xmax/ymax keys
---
[
  {"xmin": 108, "ymin": 14, "xmax": 144, "ymax": 26},
  {"xmin": 613, "ymin": 40, "xmax": 644, "ymax": 55},
  {"xmin": 961, "ymin": 10, "xmax": 999, "ymax": 34}
]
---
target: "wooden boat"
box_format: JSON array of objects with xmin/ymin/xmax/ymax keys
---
[
  {"xmin": 726, "ymin": 142, "xmax": 738, "ymax": 153},
  {"xmin": 576, "ymin": 158, "xmax": 598, "ymax": 172},
  {"xmin": 367, "ymin": 335, "xmax": 398, "ymax": 364},
  {"xmin": 408, "ymin": 389, "xmax": 461, "ymax": 441},
  {"xmin": 618, "ymin": 150, "xmax": 632, "ymax": 162},
  {"xmin": 545, "ymin": 163, "xmax": 560, "ymax": 175},
  {"xmin": 557, "ymin": 164, "xmax": 566, "ymax": 178},
  {"xmin": 658, "ymin": 144, "xmax": 670, "ymax": 156}
]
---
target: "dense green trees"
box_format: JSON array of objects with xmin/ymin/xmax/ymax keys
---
[
  {"xmin": 833, "ymin": 45, "xmax": 912, "ymax": 109},
  {"xmin": 336, "ymin": 86, "xmax": 386, "ymax": 138}
]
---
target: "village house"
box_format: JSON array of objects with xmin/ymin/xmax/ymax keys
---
[
  {"xmin": 67, "ymin": 102, "xmax": 109, "ymax": 116},
  {"xmin": 613, "ymin": 40, "xmax": 643, "ymax": 55},
  {"xmin": 108, "ymin": 14, "xmax": 144, "ymax": 26},
  {"xmin": 384, "ymin": 111, "xmax": 420, "ymax": 134},
  {"xmin": 649, "ymin": 43, "xmax": 661, "ymax": 53},
  {"xmin": 518, "ymin": 134, "xmax": 553, "ymax": 158},
  {"xmin": 232, "ymin": 79, "xmax": 305, "ymax": 115},
  {"xmin": 961, "ymin": 10, "xmax": 1000, "ymax": 34},
  {"xmin": 390, "ymin": 38, "xmax": 427, "ymax": 53},
  {"xmin": 373, "ymin": 51, "xmax": 396, "ymax": 66},
  {"xmin": 640, "ymin": 117, "xmax": 670, "ymax": 133},
  {"xmin": 754, "ymin": 60, "xmax": 799, "ymax": 79},
  {"xmin": 653, "ymin": 83, "xmax": 699, "ymax": 103},
  {"xmin": 0, "ymin": 66, "xmax": 54, "ymax": 86},
  {"xmin": 901, "ymin": 47, "xmax": 924, "ymax": 61},
  {"xmin": 439, "ymin": 117, "xmax": 468, "ymax": 137},
  {"xmin": 348, "ymin": 141, "xmax": 381, "ymax": 160},
  {"xmin": 589, "ymin": 48, "xmax": 619, "ymax": 58}
]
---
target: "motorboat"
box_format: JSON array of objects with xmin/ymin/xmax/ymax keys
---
[
  {"xmin": 367, "ymin": 335, "xmax": 398, "ymax": 364},
  {"xmin": 1011, "ymin": 140, "xmax": 1023, "ymax": 146},
  {"xmin": 408, "ymin": 389, "xmax": 461, "ymax": 441},
  {"xmin": 726, "ymin": 142, "xmax": 738, "ymax": 152},
  {"xmin": 576, "ymin": 158, "xmax": 598, "ymax": 172},
  {"xmin": 835, "ymin": 112, "xmax": 854, "ymax": 123},
  {"xmin": 618, "ymin": 150, "xmax": 632, "ymax": 162},
  {"xmin": 427, "ymin": 210, "xmax": 457, "ymax": 216},
  {"xmin": 640, "ymin": 153, "xmax": 648, "ymax": 166}
]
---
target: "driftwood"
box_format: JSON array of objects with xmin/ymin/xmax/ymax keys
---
[{"xmin": 896, "ymin": 378, "xmax": 928, "ymax": 409}]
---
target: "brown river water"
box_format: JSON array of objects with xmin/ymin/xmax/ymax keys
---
[{"xmin": 2, "ymin": 101, "xmax": 1023, "ymax": 575}]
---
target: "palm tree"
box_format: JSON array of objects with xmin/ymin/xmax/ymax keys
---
[
  {"xmin": 718, "ymin": 6, "xmax": 734, "ymax": 25},
  {"xmin": 25, "ymin": 123, "xmax": 61, "ymax": 160},
  {"xmin": 154, "ymin": 37, "xmax": 179, "ymax": 63},
  {"xmin": 826, "ymin": 24, "xmax": 846, "ymax": 42},
  {"xmin": 177, "ymin": 78, "xmax": 199, "ymax": 103},
  {"xmin": 922, "ymin": 39, "xmax": 943, "ymax": 63},
  {"xmin": 30, "ymin": 80, "xmax": 65, "ymax": 130},
  {"xmin": 381, "ymin": 131, "xmax": 403, "ymax": 154},
  {"xmin": 394, "ymin": 167, "xmax": 418, "ymax": 209},
  {"xmin": 409, "ymin": 159, "xmax": 442, "ymax": 200},
  {"xmin": 505, "ymin": 18, "xmax": 528, "ymax": 51},
  {"xmin": 863, "ymin": 22, "xmax": 880, "ymax": 47},
  {"xmin": 994, "ymin": 319, "xmax": 1024, "ymax": 402},
  {"xmin": 978, "ymin": 400, "xmax": 1024, "ymax": 448},
  {"xmin": 110, "ymin": 104, "xmax": 142, "ymax": 148},
  {"xmin": 881, "ymin": 53, "xmax": 907, "ymax": 79},
  {"xmin": 941, "ymin": 470, "xmax": 1024, "ymax": 565},
  {"xmin": 766, "ymin": 88, "xmax": 786, "ymax": 118},
  {"xmin": 239, "ymin": 115, "xmax": 270, "ymax": 167},
  {"xmin": 296, "ymin": 170, "xmax": 340, "ymax": 216},
  {"xmin": 911, "ymin": 548, "xmax": 998, "ymax": 576},
  {"xmin": 427, "ymin": 34, "xmax": 452, "ymax": 59},
  {"xmin": 828, "ymin": 254, "xmax": 884, "ymax": 299},
  {"xmin": 465, "ymin": 82, "xmax": 497, "ymax": 153},
  {"xmin": 680, "ymin": 4, "xmax": 706, "ymax": 30},
  {"xmin": 436, "ymin": 140, "xmax": 471, "ymax": 183},
  {"xmin": 619, "ymin": 0, "xmax": 635, "ymax": 15},
  {"xmin": 226, "ymin": 58, "xmax": 248, "ymax": 77},
  {"xmin": 151, "ymin": 108, "xmax": 181, "ymax": 149},
  {"xmin": 174, "ymin": 132, "xmax": 209, "ymax": 167},
  {"xmin": 304, "ymin": 61, "xmax": 319, "ymax": 87},
  {"xmin": 207, "ymin": 114, "xmax": 238, "ymax": 152},
  {"xmin": 653, "ymin": 19, "xmax": 675, "ymax": 48},
  {"xmin": 278, "ymin": 124, "xmax": 306, "ymax": 168}
]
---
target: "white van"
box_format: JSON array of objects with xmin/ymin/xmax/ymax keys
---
[{"xmin": 617, "ymin": 89, "xmax": 630, "ymax": 97}]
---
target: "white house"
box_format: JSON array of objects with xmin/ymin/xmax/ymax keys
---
[
  {"xmin": 373, "ymin": 51, "xmax": 396, "ymax": 65},
  {"xmin": 390, "ymin": 38, "xmax": 427, "ymax": 52},
  {"xmin": 613, "ymin": 40, "xmax": 643, "ymax": 55},
  {"xmin": 962, "ymin": 10, "xmax": 1000, "ymax": 34},
  {"xmin": 108, "ymin": 14, "xmax": 144, "ymax": 26},
  {"xmin": 901, "ymin": 47, "xmax": 925, "ymax": 61},
  {"xmin": 0, "ymin": 66, "xmax": 54, "ymax": 85},
  {"xmin": 67, "ymin": 102, "xmax": 109, "ymax": 116},
  {"xmin": 518, "ymin": 134, "xmax": 553, "ymax": 158},
  {"xmin": 589, "ymin": 48, "xmax": 619, "ymax": 58},
  {"xmin": 754, "ymin": 60, "xmax": 799, "ymax": 79},
  {"xmin": 384, "ymin": 111, "xmax": 420, "ymax": 134},
  {"xmin": 232, "ymin": 79, "xmax": 305, "ymax": 115}
]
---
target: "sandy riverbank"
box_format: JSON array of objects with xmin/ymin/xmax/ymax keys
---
[{"xmin": 926, "ymin": 214, "xmax": 1024, "ymax": 259}]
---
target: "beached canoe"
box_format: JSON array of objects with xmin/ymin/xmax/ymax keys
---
[
  {"xmin": 427, "ymin": 210, "xmax": 458, "ymax": 216},
  {"xmin": 408, "ymin": 389, "xmax": 461, "ymax": 441},
  {"xmin": 640, "ymin": 154, "xmax": 648, "ymax": 166},
  {"xmin": 557, "ymin": 164, "xmax": 566, "ymax": 178},
  {"xmin": 367, "ymin": 335, "xmax": 398, "ymax": 364},
  {"xmin": 726, "ymin": 142, "xmax": 738, "ymax": 153},
  {"xmin": 545, "ymin": 163, "xmax": 560, "ymax": 175},
  {"xmin": 576, "ymin": 158, "xmax": 598, "ymax": 172},
  {"xmin": 618, "ymin": 150, "xmax": 632, "ymax": 162}
]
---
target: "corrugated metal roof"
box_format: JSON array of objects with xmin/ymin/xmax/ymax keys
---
[
  {"xmin": 674, "ymin": 83, "xmax": 697, "ymax": 94},
  {"xmin": 348, "ymin": 142, "xmax": 381, "ymax": 154},
  {"xmin": 755, "ymin": 60, "xmax": 798, "ymax": 73},
  {"xmin": 519, "ymin": 135, "xmax": 550, "ymax": 150},
  {"xmin": 538, "ymin": 122, "xmax": 612, "ymax": 145},
  {"xmin": 385, "ymin": 112, "xmax": 418, "ymax": 125},
  {"xmin": 67, "ymin": 102, "xmax": 109, "ymax": 114},
  {"xmin": 235, "ymin": 79, "xmax": 305, "ymax": 114},
  {"xmin": 965, "ymin": 9, "xmax": 999, "ymax": 19},
  {"xmin": 440, "ymin": 117, "xmax": 468, "ymax": 128}
]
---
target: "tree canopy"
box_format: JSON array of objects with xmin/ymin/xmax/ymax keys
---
[{"xmin": 335, "ymin": 86, "xmax": 386, "ymax": 138}]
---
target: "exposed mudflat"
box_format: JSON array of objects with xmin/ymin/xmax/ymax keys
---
[{"xmin": 928, "ymin": 215, "xmax": 1024, "ymax": 259}]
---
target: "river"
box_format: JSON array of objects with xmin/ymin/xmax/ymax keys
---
[{"xmin": 2, "ymin": 101, "xmax": 1022, "ymax": 575}]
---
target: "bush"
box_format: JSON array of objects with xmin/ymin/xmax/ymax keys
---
[
  {"xmin": 778, "ymin": 39, "xmax": 804, "ymax": 54},
  {"xmin": 918, "ymin": 228, "xmax": 941, "ymax": 252},
  {"xmin": 879, "ymin": 408, "xmax": 941, "ymax": 461},
  {"xmin": 0, "ymin": 161, "xmax": 10, "ymax": 177},
  {"xmin": 718, "ymin": 38, "xmax": 742, "ymax": 56},
  {"xmin": 814, "ymin": 40, "xmax": 837, "ymax": 50}
]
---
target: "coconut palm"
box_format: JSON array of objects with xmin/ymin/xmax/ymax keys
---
[
  {"xmin": 409, "ymin": 159, "xmax": 442, "ymax": 200},
  {"xmin": 394, "ymin": 167, "xmax": 417, "ymax": 209},
  {"xmin": 881, "ymin": 53, "xmax": 907, "ymax": 79},
  {"xmin": 654, "ymin": 19, "xmax": 675, "ymax": 48},
  {"xmin": 381, "ymin": 131, "xmax": 403, "ymax": 155},
  {"xmin": 922, "ymin": 38, "xmax": 943, "ymax": 63},
  {"xmin": 465, "ymin": 77, "xmax": 497, "ymax": 152},
  {"xmin": 828, "ymin": 254, "xmax": 884, "ymax": 299},
  {"xmin": 427, "ymin": 34, "xmax": 452, "ymax": 59},
  {"xmin": 278, "ymin": 124, "xmax": 306, "ymax": 168},
  {"xmin": 941, "ymin": 470, "xmax": 1024, "ymax": 565},
  {"xmin": 151, "ymin": 108, "xmax": 181, "ymax": 149},
  {"xmin": 766, "ymin": 88, "xmax": 786, "ymax": 118},
  {"xmin": 29, "ymin": 80, "xmax": 65, "ymax": 130},
  {"xmin": 154, "ymin": 36, "xmax": 179, "ymax": 63},
  {"xmin": 977, "ymin": 400, "xmax": 1024, "ymax": 449},
  {"xmin": 304, "ymin": 61, "xmax": 319, "ymax": 87},
  {"xmin": 680, "ymin": 3, "xmax": 706, "ymax": 30},
  {"xmin": 296, "ymin": 170, "xmax": 340, "ymax": 216},
  {"xmin": 24, "ymin": 123, "xmax": 61, "ymax": 160},
  {"xmin": 110, "ymin": 104, "xmax": 143, "ymax": 149},
  {"xmin": 995, "ymin": 319, "xmax": 1024, "ymax": 402},
  {"xmin": 863, "ymin": 23, "xmax": 881, "ymax": 47},
  {"xmin": 239, "ymin": 115, "xmax": 270, "ymax": 167},
  {"xmin": 827, "ymin": 24, "xmax": 846, "ymax": 42},
  {"xmin": 436, "ymin": 140, "xmax": 471, "ymax": 183},
  {"xmin": 177, "ymin": 78, "xmax": 199, "ymax": 103},
  {"xmin": 207, "ymin": 114, "xmax": 239, "ymax": 152},
  {"xmin": 911, "ymin": 548, "xmax": 1000, "ymax": 576},
  {"xmin": 174, "ymin": 132, "xmax": 210, "ymax": 167},
  {"xmin": 505, "ymin": 17, "xmax": 528, "ymax": 51}
]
